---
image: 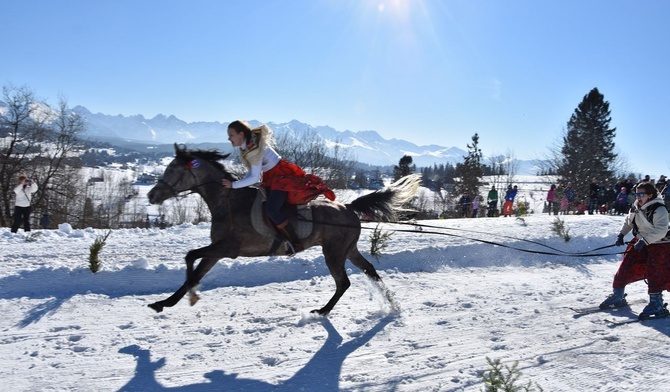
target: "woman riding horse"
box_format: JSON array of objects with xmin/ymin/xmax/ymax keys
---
[{"xmin": 221, "ymin": 120, "xmax": 335, "ymax": 254}]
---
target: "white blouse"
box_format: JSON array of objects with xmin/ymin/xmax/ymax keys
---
[{"xmin": 232, "ymin": 144, "xmax": 282, "ymax": 189}]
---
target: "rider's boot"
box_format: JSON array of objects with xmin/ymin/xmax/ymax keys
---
[{"xmin": 277, "ymin": 219, "xmax": 303, "ymax": 256}]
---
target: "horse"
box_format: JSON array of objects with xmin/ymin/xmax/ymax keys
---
[{"xmin": 146, "ymin": 144, "xmax": 421, "ymax": 316}]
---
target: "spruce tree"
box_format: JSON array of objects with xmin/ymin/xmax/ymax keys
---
[
  {"xmin": 559, "ymin": 87, "xmax": 617, "ymax": 200},
  {"xmin": 393, "ymin": 155, "xmax": 415, "ymax": 181},
  {"xmin": 455, "ymin": 133, "xmax": 484, "ymax": 195}
]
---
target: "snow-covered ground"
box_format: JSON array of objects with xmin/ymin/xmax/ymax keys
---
[{"xmin": 2, "ymin": 213, "xmax": 668, "ymax": 391}]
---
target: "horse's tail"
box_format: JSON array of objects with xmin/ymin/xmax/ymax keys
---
[{"xmin": 346, "ymin": 174, "xmax": 422, "ymax": 221}]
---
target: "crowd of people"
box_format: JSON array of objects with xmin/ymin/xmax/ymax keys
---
[
  {"xmin": 545, "ymin": 175, "xmax": 669, "ymax": 216},
  {"xmin": 454, "ymin": 174, "xmax": 669, "ymax": 219},
  {"xmin": 456, "ymin": 184, "xmax": 525, "ymax": 218}
]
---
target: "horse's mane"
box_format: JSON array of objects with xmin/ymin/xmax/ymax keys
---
[{"xmin": 175, "ymin": 144, "xmax": 230, "ymax": 173}]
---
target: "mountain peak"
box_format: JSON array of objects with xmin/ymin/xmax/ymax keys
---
[{"xmin": 74, "ymin": 107, "xmax": 467, "ymax": 167}]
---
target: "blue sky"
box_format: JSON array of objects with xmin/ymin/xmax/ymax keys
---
[{"xmin": 2, "ymin": 0, "xmax": 669, "ymax": 177}]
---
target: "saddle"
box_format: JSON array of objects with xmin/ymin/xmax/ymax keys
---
[{"xmin": 250, "ymin": 189, "xmax": 314, "ymax": 245}]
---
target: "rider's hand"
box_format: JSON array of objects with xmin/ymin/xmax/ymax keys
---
[
  {"xmin": 615, "ymin": 234, "xmax": 625, "ymax": 246},
  {"xmin": 633, "ymin": 239, "xmax": 646, "ymax": 251}
]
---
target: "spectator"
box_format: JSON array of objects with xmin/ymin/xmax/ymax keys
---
[
  {"xmin": 605, "ymin": 183, "xmax": 618, "ymax": 214},
  {"xmin": 597, "ymin": 182, "xmax": 609, "ymax": 214},
  {"xmin": 471, "ymin": 195, "xmax": 480, "ymax": 218},
  {"xmin": 546, "ymin": 184, "xmax": 557, "ymax": 215},
  {"xmin": 560, "ymin": 196, "xmax": 569, "ymax": 215},
  {"xmin": 576, "ymin": 200, "xmax": 588, "ymax": 215},
  {"xmin": 588, "ymin": 178, "xmax": 601, "ymax": 215},
  {"xmin": 615, "ymin": 187, "xmax": 629, "ymax": 215},
  {"xmin": 458, "ymin": 190, "xmax": 471, "ymax": 218},
  {"xmin": 613, "ymin": 179, "xmax": 624, "ymax": 195},
  {"xmin": 627, "ymin": 187, "xmax": 636, "ymax": 208},
  {"xmin": 658, "ymin": 175, "xmax": 670, "ymax": 210},
  {"xmin": 39, "ymin": 213, "xmax": 51, "ymax": 229},
  {"xmin": 503, "ymin": 185, "xmax": 517, "ymax": 217},
  {"xmin": 623, "ymin": 177, "xmax": 635, "ymax": 194},
  {"xmin": 486, "ymin": 185, "xmax": 498, "ymax": 217},
  {"xmin": 11, "ymin": 175, "xmax": 38, "ymax": 233},
  {"xmin": 656, "ymin": 175, "xmax": 667, "ymax": 193}
]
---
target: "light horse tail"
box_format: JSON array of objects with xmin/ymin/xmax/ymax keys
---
[{"xmin": 346, "ymin": 174, "xmax": 422, "ymax": 221}]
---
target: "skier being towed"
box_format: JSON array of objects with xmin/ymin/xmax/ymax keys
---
[{"xmin": 600, "ymin": 181, "xmax": 670, "ymax": 319}]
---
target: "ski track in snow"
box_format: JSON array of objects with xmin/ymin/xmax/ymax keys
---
[{"xmin": 2, "ymin": 214, "xmax": 670, "ymax": 391}]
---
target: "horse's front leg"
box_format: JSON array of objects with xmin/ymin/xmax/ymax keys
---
[
  {"xmin": 148, "ymin": 241, "xmax": 234, "ymax": 312},
  {"xmin": 184, "ymin": 248, "xmax": 201, "ymax": 304},
  {"xmin": 185, "ymin": 256, "xmax": 220, "ymax": 307}
]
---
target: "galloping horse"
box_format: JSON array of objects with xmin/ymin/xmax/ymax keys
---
[{"xmin": 146, "ymin": 144, "xmax": 421, "ymax": 315}]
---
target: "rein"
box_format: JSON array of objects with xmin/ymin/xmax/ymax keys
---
[
  {"xmin": 297, "ymin": 216, "xmax": 623, "ymax": 258},
  {"xmin": 157, "ymin": 175, "xmax": 222, "ymax": 199}
]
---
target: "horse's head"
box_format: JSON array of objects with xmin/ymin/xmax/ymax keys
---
[{"xmin": 147, "ymin": 144, "xmax": 230, "ymax": 205}]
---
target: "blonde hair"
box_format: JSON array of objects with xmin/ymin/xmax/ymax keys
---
[{"xmin": 228, "ymin": 121, "xmax": 275, "ymax": 169}]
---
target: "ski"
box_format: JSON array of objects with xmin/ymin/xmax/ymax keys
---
[
  {"xmin": 605, "ymin": 312, "xmax": 670, "ymax": 327},
  {"xmin": 605, "ymin": 305, "xmax": 670, "ymax": 326},
  {"xmin": 604, "ymin": 318, "xmax": 642, "ymax": 326},
  {"xmin": 569, "ymin": 299, "xmax": 646, "ymax": 315}
]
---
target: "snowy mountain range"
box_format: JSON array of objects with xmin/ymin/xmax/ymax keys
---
[
  {"xmin": 71, "ymin": 106, "xmax": 469, "ymax": 168},
  {"xmin": 2, "ymin": 101, "xmax": 539, "ymax": 172}
]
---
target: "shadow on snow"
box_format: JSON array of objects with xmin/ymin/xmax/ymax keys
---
[{"xmin": 117, "ymin": 316, "xmax": 396, "ymax": 392}]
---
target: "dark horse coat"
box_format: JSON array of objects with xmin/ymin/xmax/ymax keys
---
[{"xmin": 146, "ymin": 145, "xmax": 421, "ymax": 315}]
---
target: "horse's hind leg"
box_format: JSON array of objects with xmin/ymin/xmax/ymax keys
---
[
  {"xmin": 313, "ymin": 252, "xmax": 351, "ymax": 316},
  {"xmin": 348, "ymin": 247, "xmax": 381, "ymax": 281},
  {"xmin": 348, "ymin": 246, "xmax": 400, "ymax": 312}
]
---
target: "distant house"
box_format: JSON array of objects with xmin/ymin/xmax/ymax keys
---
[
  {"xmin": 368, "ymin": 179, "xmax": 385, "ymax": 190},
  {"xmin": 136, "ymin": 173, "xmax": 158, "ymax": 184},
  {"xmin": 87, "ymin": 177, "xmax": 104, "ymax": 185}
]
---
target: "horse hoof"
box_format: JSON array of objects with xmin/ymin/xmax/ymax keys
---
[
  {"xmin": 310, "ymin": 308, "xmax": 329, "ymax": 316},
  {"xmin": 148, "ymin": 303, "xmax": 163, "ymax": 313},
  {"xmin": 189, "ymin": 294, "xmax": 200, "ymax": 306}
]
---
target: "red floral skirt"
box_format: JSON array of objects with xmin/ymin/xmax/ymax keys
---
[
  {"xmin": 261, "ymin": 159, "xmax": 336, "ymax": 205},
  {"xmin": 613, "ymin": 239, "xmax": 670, "ymax": 293}
]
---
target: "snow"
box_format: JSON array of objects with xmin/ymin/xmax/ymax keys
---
[{"xmin": 1, "ymin": 213, "xmax": 668, "ymax": 391}]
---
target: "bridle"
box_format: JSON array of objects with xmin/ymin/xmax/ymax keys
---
[
  {"xmin": 154, "ymin": 157, "xmax": 235, "ymax": 229},
  {"xmin": 156, "ymin": 158, "xmax": 221, "ymax": 198},
  {"xmin": 156, "ymin": 170, "xmax": 200, "ymax": 198}
]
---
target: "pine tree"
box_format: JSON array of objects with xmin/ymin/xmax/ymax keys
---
[
  {"xmin": 393, "ymin": 155, "xmax": 415, "ymax": 181},
  {"xmin": 558, "ymin": 87, "xmax": 617, "ymax": 201},
  {"xmin": 455, "ymin": 133, "xmax": 484, "ymax": 195}
]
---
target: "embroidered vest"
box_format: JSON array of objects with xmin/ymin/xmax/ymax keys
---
[{"xmin": 240, "ymin": 125, "xmax": 271, "ymax": 169}]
